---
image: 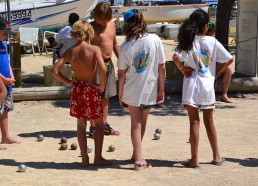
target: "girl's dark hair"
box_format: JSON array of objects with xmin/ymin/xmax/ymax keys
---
[
  {"xmin": 124, "ymin": 10, "xmax": 147, "ymax": 41},
  {"xmin": 177, "ymin": 9, "xmax": 209, "ymax": 51}
]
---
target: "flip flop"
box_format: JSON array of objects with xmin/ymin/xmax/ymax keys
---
[
  {"xmin": 181, "ymin": 160, "xmax": 200, "ymax": 169},
  {"xmin": 211, "ymin": 157, "xmax": 225, "ymax": 166}
]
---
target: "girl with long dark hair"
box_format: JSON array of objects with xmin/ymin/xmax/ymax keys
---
[{"xmin": 173, "ymin": 9, "xmax": 233, "ymax": 168}]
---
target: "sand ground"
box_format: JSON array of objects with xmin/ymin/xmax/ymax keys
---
[{"xmin": 1, "ymin": 37, "xmax": 257, "ymax": 186}]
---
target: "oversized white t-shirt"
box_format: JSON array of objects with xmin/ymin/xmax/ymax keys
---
[
  {"xmin": 118, "ymin": 34, "xmax": 166, "ymax": 107},
  {"xmin": 175, "ymin": 35, "xmax": 232, "ymax": 106}
]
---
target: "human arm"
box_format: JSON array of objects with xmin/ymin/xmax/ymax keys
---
[
  {"xmin": 173, "ymin": 54, "xmax": 194, "ymax": 78},
  {"xmin": 51, "ymin": 55, "xmax": 72, "ymax": 86},
  {"xmin": 157, "ymin": 63, "xmax": 165, "ymax": 105},
  {"xmin": 0, "ymin": 78, "xmax": 7, "ymax": 104},
  {"xmin": 118, "ymin": 69, "xmax": 128, "ymax": 108},
  {"xmin": 0, "ymin": 63, "xmax": 15, "ymax": 87},
  {"xmin": 113, "ymin": 36, "xmax": 120, "ymax": 58}
]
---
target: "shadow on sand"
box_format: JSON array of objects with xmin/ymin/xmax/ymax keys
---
[
  {"xmin": 0, "ymin": 158, "xmax": 178, "ymax": 171},
  {"xmin": 225, "ymin": 157, "xmax": 258, "ymax": 167},
  {"xmin": 18, "ymin": 130, "xmax": 77, "ymax": 139},
  {"xmin": 50, "ymin": 94, "xmax": 238, "ymax": 118}
]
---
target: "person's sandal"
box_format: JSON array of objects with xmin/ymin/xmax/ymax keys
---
[
  {"xmin": 134, "ymin": 160, "xmax": 151, "ymax": 171},
  {"xmin": 104, "ymin": 123, "xmax": 120, "ymax": 136},
  {"xmin": 89, "ymin": 126, "xmax": 95, "ymax": 138}
]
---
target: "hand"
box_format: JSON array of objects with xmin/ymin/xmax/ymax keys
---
[
  {"xmin": 156, "ymin": 91, "xmax": 164, "ymax": 105},
  {"xmin": 181, "ymin": 67, "xmax": 194, "ymax": 78},
  {"xmin": 93, "ymin": 85, "xmax": 104, "ymax": 93},
  {"xmin": 119, "ymin": 97, "xmax": 128, "ymax": 109},
  {"xmin": 4, "ymin": 78, "xmax": 15, "ymax": 86}
]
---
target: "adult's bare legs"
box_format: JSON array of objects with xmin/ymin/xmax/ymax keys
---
[
  {"xmin": 202, "ymin": 109, "xmax": 223, "ymax": 162},
  {"xmin": 221, "ymin": 67, "xmax": 233, "ymax": 103},
  {"xmin": 93, "ymin": 117, "xmax": 111, "ymax": 166},
  {"xmin": 129, "ymin": 106, "xmax": 150, "ymax": 163},
  {"xmin": 0, "ymin": 112, "xmax": 20, "ymax": 144},
  {"xmin": 186, "ymin": 105, "xmax": 200, "ymax": 166},
  {"xmin": 77, "ymin": 118, "xmax": 89, "ymax": 167}
]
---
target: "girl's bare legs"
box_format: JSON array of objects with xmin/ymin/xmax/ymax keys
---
[
  {"xmin": 186, "ymin": 105, "xmax": 200, "ymax": 166},
  {"xmin": 0, "ymin": 112, "xmax": 20, "ymax": 144},
  {"xmin": 129, "ymin": 106, "xmax": 151, "ymax": 163},
  {"xmin": 77, "ymin": 118, "xmax": 89, "ymax": 167},
  {"xmin": 131, "ymin": 108, "xmax": 149, "ymax": 160},
  {"xmin": 203, "ymin": 109, "xmax": 223, "ymax": 162},
  {"xmin": 93, "ymin": 117, "xmax": 111, "ymax": 166}
]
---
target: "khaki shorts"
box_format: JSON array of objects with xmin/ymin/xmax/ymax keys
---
[
  {"xmin": 97, "ymin": 60, "xmax": 117, "ymax": 99},
  {"xmin": 0, "ymin": 93, "xmax": 14, "ymax": 115}
]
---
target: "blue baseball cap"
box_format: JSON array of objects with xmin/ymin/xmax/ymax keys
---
[{"xmin": 124, "ymin": 9, "xmax": 137, "ymax": 23}]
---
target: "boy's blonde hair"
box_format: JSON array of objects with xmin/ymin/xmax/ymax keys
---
[
  {"xmin": 93, "ymin": 2, "xmax": 112, "ymax": 22},
  {"xmin": 71, "ymin": 20, "xmax": 94, "ymax": 42}
]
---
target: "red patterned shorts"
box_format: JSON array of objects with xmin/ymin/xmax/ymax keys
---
[{"xmin": 70, "ymin": 80, "xmax": 103, "ymax": 120}]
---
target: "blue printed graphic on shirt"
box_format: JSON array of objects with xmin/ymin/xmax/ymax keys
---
[
  {"xmin": 132, "ymin": 52, "xmax": 150, "ymax": 73},
  {"xmin": 193, "ymin": 50, "xmax": 211, "ymax": 74}
]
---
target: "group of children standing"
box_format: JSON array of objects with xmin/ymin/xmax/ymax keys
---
[{"xmin": 0, "ymin": 2, "xmax": 233, "ymax": 171}]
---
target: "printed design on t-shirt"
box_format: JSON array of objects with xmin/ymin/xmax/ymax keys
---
[
  {"xmin": 132, "ymin": 51, "xmax": 150, "ymax": 73},
  {"xmin": 193, "ymin": 49, "xmax": 211, "ymax": 74}
]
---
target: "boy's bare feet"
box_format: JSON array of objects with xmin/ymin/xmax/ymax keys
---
[
  {"xmin": 1, "ymin": 137, "xmax": 21, "ymax": 144},
  {"xmin": 0, "ymin": 144, "xmax": 6, "ymax": 150},
  {"xmin": 94, "ymin": 157, "xmax": 112, "ymax": 166},
  {"xmin": 81, "ymin": 156, "xmax": 90, "ymax": 167},
  {"xmin": 221, "ymin": 96, "xmax": 233, "ymax": 103}
]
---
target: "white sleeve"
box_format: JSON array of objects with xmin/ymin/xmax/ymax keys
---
[
  {"xmin": 157, "ymin": 37, "xmax": 166, "ymax": 64},
  {"xmin": 174, "ymin": 47, "xmax": 186, "ymax": 63},
  {"xmin": 55, "ymin": 30, "xmax": 62, "ymax": 43},
  {"xmin": 117, "ymin": 44, "xmax": 128, "ymax": 70},
  {"xmin": 215, "ymin": 39, "xmax": 232, "ymax": 63}
]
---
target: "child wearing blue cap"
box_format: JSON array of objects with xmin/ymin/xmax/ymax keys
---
[{"xmin": 118, "ymin": 8, "xmax": 165, "ymax": 171}]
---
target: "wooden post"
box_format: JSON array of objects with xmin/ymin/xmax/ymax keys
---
[{"xmin": 11, "ymin": 32, "xmax": 22, "ymax": 87}]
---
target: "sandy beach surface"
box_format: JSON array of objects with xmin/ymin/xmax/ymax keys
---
[{"xmin": 1, "ymin": 36, "xmax": 258, "ymax": 186}]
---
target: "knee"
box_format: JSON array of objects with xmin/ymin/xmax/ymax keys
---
[
  {"xmin": 190, "ymin": 120, "xmax": 200, "ymax": 126},
  {"xmin": 225, "ymin": 66, "xmax": 233, "ymax": 75}
]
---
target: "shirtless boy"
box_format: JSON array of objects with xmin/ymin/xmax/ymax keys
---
[
  {"xmin": 89, "ymin": 2, "xmax": 120, "ymax": 136},
  {"xmin": 51, "ymin": 20, "xmax": 110, "ymax": 166}
]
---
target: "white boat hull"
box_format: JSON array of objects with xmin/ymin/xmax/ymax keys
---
[
  {"xmin": 0, "ymin": 0, "xmax": 98, "ymax": 31},
  {"xmin": 112, "ymin": 4, "xmax": 209, "ymax": 24}
]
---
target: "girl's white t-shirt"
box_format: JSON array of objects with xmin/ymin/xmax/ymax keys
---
[
  {"xmin": 175, "ymin": 35, "xmax": 232, "ymax": 106},
  {"xmin": 118, "ymin": 34, "xmax": 166, "ymax": 107}
]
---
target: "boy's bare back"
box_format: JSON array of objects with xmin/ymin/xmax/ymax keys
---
[{"xmin": 64, "ymin": 41, "xmax": 101, "ymax": 83}]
